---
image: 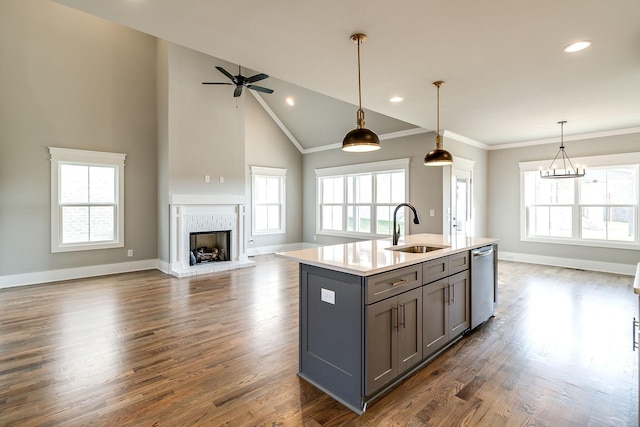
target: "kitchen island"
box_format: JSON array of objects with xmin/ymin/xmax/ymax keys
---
[{"xmin": 277, "ymin": 233, "xmax": 498, "ymax": 414}]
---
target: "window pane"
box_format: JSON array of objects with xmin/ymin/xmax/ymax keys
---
[
  {"xmin": 376, "ymin": 173, "xmax": 391, "ymax": 203},
  {"xmin": 609, "ymin": 207, "xmax": 634, "ymax": 241},
  {"xmin": 348, "ymin": 175, "xmax": 372, "ymax": 204},
  {"xmin": 530, "ymin": 206, "xmax": 549, "ymax": 236},
  {"xmin": 90, "ymin": 206, "xmax": 115, "ymax": 241},
  {"xmin": 580, "ymin": 170, "xmax": 606, "ymax": 204},
  {"xmin": 255, "ymin": 177, "xmax": 267, "ymax": 203},
  {"xmin": 322, "ymin": 205, "xmax": 342, "ymax": 230},
  {"xmin": 583, "ymin": 206, "xmax": 635, "ymax": 241},
  {"xmin": 376, "ymin": 206, "xmax": 392, "ymax": 235},
  {"xmin": 390, "ymin": 172, "xmax": 405, "ymax": 203},
  {"xmin": 347, "ymin": 205, "xmax": 371, "ymax": 233},
  {"xmin": 60, "ymin": 164, "xmax": 88, "ymax": 203},
  {"xmin": 322, "ymin": 177, "xmax": 343, "ymax": 204},
  {"xmin": 255, "ymin": 205, "xmax": 268, "ymax": 230},
  {"xmin": 608, "ymin": 167, "xmax": 637, "ymax": 204},
  {"xmin": 266, "ymin": 178, "xmax": 280, "ymax": 203},
  {"xmin": 89, "ymin": 166, "xmax": 115, "ymax": 203},
  {"xmin": 581, "ymin": 206, "xmax": 606, "ymax": 240},
  {"xmin": 62, "ymin": 206, "xmax": 89, "ymax": 243},
  {"xmin": 549, "ymin": 206, "xmax": 572, "ymax": 237},
  {"xmin": 267, "ymin": 205, "xmax": 280, "ymax": 229},
  {"xmin": 536, "ymin": 177, "xmax": 573, "ymax": 204}
]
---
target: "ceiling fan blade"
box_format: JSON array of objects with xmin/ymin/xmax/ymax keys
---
[
  {"xmin": 202, "ymin": 82, "xmax": 233, "ymax": 85},
  {"xmin": 247, "ymin": 85, "xmax": 274, "ymax": 94},
  {"xmin": 245, "ymin": 73, "xmax": 269, "ymax": 84},
  {"xmin": 216, "ymin": 66, "xmax": 237, "ymax": 84},
  {"xmin": 234, "ymin": 85, "xmax": 243, "ymax": 97}
]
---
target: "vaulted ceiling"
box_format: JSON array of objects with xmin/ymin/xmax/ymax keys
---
[{"xmin": 54, "ymin": 0, "xmax": 640, "ymax": 150}]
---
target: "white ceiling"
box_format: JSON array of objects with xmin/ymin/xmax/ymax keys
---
[{"xmin": 53, "ymin": 0, "xmax": 640, "ymax": 149}]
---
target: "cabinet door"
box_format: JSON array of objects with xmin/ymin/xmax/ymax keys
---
[
  {"xmin": 397, "ymin": 287, "xmax": 423, "ymax": 374},
  {"xmin": 422, "ymin": 277, "xmax": 449, "ymax": 357},
  {"xmin": 365, "ymin": 297, "xmax": 398, "ymax": 395},
  {"xmin": 449, "ymin": 270, "xmax": 470, "ymax": 337}
]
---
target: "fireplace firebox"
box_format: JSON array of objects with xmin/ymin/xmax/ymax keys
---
[{"xmin": 189, "ymin": 230, "xmax": 231, "ymax": 266}]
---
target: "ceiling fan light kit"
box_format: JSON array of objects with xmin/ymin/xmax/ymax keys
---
[
  {"xmin": 425, "ymin": 81, "xmax": 453, "ymax": 166},
  {"xmin": 342, "ymin": 33, "xmax": 381, "ymax": 152},
  {"xmin": 540, "ymin": 121, "xmax": 585, "ymax": 179},
  {"xmin": 202, "ymin": 65, "xmax": 274, "ymax": 97}
]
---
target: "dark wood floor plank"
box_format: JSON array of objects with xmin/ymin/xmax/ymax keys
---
[{"xmin": 0, "ymin": 257, "xmax": 637, "ymax": 425}]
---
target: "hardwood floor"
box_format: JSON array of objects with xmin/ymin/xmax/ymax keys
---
[{"xmin": 1, "ymin": 256, "xmax": 637, "ymax": 426}]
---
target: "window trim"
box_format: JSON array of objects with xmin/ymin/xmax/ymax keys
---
[
  {"xmin": 315, "ymin": 158, "xmax": 410, "ymax": 239},
  {"xmin": 250, "ymin": 166, "xmax": 287, "ymax": 236},
  {"xmin": 519, "ymin": 152, "xmax": 640, "ymax": 250},
  {"xmin": 49, "ymin": 147, "xmax": 126, "ymax": 253}
]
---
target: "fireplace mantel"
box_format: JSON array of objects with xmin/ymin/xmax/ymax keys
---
[{"xmin": 169, "ymin": 202, "xmax": 253, "ymax": 277}]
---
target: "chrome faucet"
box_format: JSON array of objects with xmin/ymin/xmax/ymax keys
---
[{"xmin": 392, "ymin": 203, "xmax": 420, "ymax": 245}]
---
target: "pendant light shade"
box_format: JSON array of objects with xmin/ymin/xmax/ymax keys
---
[
  {"xmin": 424, "ymin": 81, "xmax": 453, "ymax": 166},
  {"xmin": 540, "ymin": 121, "xmax": 585, "ymax": 179},
  {"xmin": 342, "ymin": 33, "xmax": 380, "ymax": 152}
]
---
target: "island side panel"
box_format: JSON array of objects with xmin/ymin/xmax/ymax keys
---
[{"xmin": 299, "ymin": 264, "xmax": 364, "ymax": 412}]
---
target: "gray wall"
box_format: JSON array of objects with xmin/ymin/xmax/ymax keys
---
[
  {"xmin": 302, "ymin": 133, "xmax": 489, "ymax": 246},
  {"xmin": 166, "ymin": 44, "xmax": 246, "ymax": 197},
  {"xmin": 245, "ymin": 94, "xmax": 303, "ymax": 249},
  {"xmin": 0, "ymin": 0, "xmax": 158, "ymax": 276},
  {"xmin": 487, "ymin": 131, "xmax": 640, "ymax": 267}
]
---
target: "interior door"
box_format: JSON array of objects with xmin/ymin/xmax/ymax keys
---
[{"xmin": 451, "ymin": 168, "xmax": 472, "ymax": 237}]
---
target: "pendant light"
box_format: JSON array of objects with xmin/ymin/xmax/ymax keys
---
[
  {"xmin": 342, "ymin": 33, "xmax": 381, "ymax": 152},
  {"xmin": 540, "ymin": 121, "xmax": 585, "ymax": 179},
  {"xmin": 424, "ymin": 81, "xmax": 453, "ymax": 166}
]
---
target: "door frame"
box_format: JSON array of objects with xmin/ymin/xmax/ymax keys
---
[{"xmin": 441, "ymin": 156, "xmax": 475, "ymax": 236}]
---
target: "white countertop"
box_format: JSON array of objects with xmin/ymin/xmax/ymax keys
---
[{"xmin": 276, "ymin": 233, "xmax": 499, "ymax": 277}]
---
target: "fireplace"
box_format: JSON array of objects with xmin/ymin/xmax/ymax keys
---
[
  {"xmin": 189, "ymin": 230, "xmax": 231, "ymax": 265},
  {"xmin": 168, "ymin": 201, "xmax": 253, "ymax": 277}
]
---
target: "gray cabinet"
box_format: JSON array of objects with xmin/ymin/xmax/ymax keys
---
[
  {"xmin": 423, "ymin": 254, "xmax": 470, "ymax": 358},
  {"xmin": 365, "ymin": 286, "xmax": 422, "ymax": 395},
  {"xmin": 297, "ymin": 249, "xmax": 478, "ymax": 414}
]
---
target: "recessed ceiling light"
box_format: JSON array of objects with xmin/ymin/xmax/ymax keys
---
[
  {"xmin": 390, "ymin": 96, "xmax": 404, "ymax": 103},
  {"xmin": 286, "ymin": 97, "xmax": 295, "ymax": 106},
  {"xmin": 564, "ymin": 40, "xmax": 591, "ymax": 53}
]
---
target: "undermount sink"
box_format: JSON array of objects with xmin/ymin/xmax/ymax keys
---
[{"xmin": 387, "ymin": 244, "xmax": 448, "ymax": 253}]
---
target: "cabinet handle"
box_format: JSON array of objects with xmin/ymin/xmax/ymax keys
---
[
  {"xmin": 451, "ymin": 284, "xmax": 455, "ymax": 305},
  {"xmin": 400, "ymin": 303, "xmax": 406, "ymax": 328},
  {"xmin": 394, "ymin": 306, "xmax": 399, "ymax": 330},
  {"xmin": 390, "ymin": 279, "xmax": 406, "ymax": 287},
  {"xmin": 634, "ymin": 318, "xmax": 639, "ymax": 351}
]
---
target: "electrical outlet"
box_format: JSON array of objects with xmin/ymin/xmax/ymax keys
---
[
  {"xmin": 430, "ymin": 209, "xmax": 435, "ymax": 217},
  {"xmin": 127, "ymin": 249, "xmax": 133, "ymax": 257},
  {"xmin": 205, "ymin": 175, "xmax": 210, "ymax": 183},
  {"xmin": 219, "ymin": 176, "xmax": 224, "ymax": 183}
]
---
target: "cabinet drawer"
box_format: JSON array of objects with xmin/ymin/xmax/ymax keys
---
[
  {"xmin": 449, "ymin": 251, "xmax": 470, "ymax": 275},
  {"xmin": 366, "ymin": 264, "xmax": 422, "ymax": 304},
  {"xmin": 423, "ymin": 257, "xmax": 449, "ymax": 284}
]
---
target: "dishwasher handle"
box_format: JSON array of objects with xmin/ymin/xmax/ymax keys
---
[{"xmin": 472, "ymin": 246, "xmax": 494, "ymax": 257}]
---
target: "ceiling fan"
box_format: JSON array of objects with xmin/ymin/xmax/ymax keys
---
[{"xmin": 202, "ymin": 66, "xmax": 274, "ymax": 97}]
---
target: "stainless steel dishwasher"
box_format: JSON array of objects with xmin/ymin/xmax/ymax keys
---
[{"xmin": 470, "ymin": 244, "xmax": 496, "ymax": 329}]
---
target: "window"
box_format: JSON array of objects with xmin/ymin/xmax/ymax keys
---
[
  {"xmin": 49, "ymin": 147, "xmax": 126, "ymax": 253},
  {"xmin": 520, "ymin": 152, "xmax": 640, "ymax": 249},
  {"xmin": 316, "ymin": 158, "xmax": 410, "ymax": 239},
  {"xmin": 251, "ymin": 166, "xmax": 286, "ymax": 235}
]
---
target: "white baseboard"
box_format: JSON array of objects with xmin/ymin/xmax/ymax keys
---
[
  {"xmin": 0, "ymin": 259, "xmax": 160, "ymax": 289},
  {"xmin": 498, "ymin": 251, "xmax": 636, "ymax": 276},
  {"xmin": 247, "ymin": 242, "xmax": 316, "ymax": 256}
]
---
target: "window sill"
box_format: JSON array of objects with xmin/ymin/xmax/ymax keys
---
[{"xmin": 521, "ymin": 235, "xmax": 640, "ymax": 251}]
